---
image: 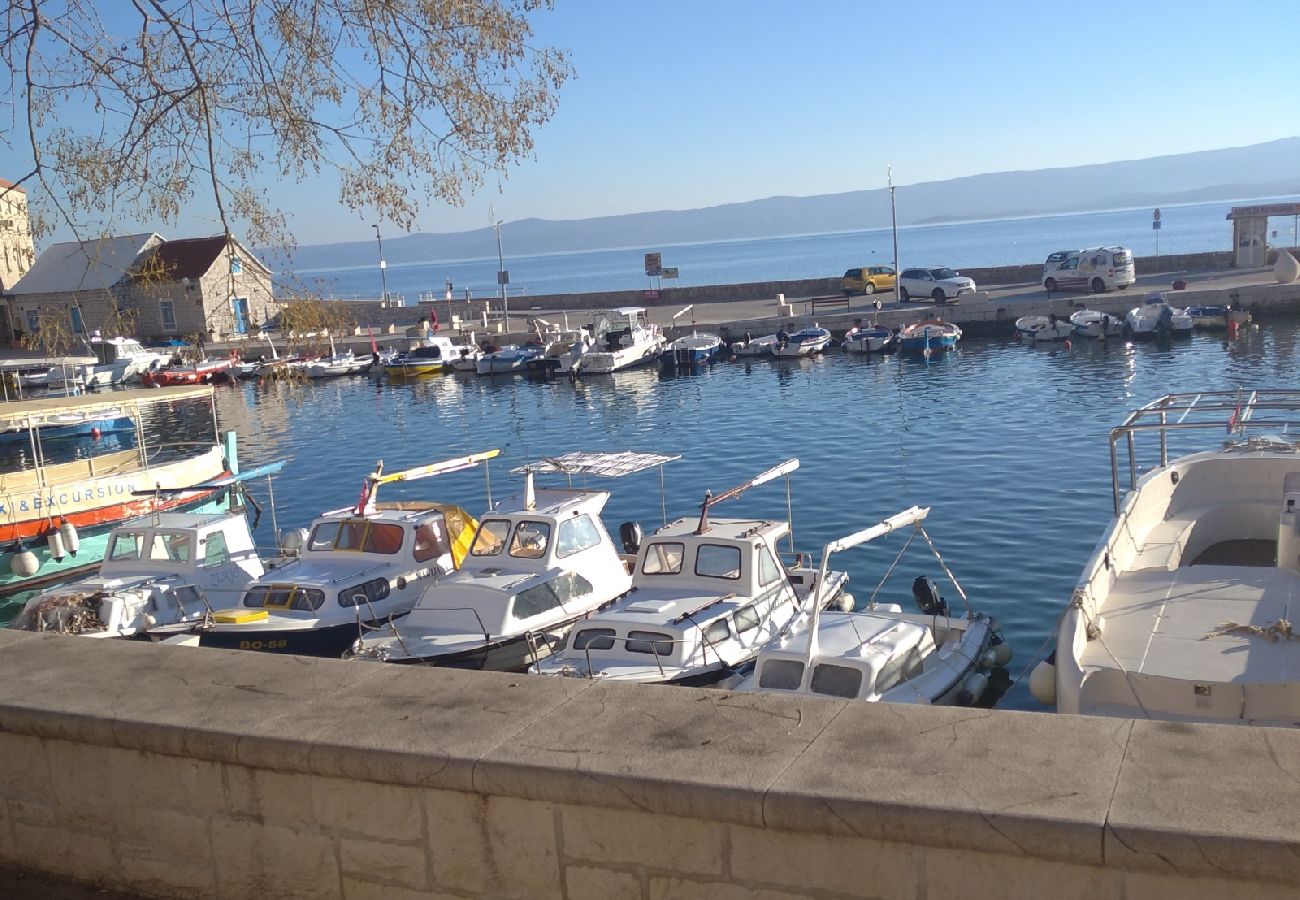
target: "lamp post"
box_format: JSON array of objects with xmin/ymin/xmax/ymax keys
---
[
  {"xmin": 373, "ymin": 223, "xmax": 389, "ymax": 306},
  {"xmin": 888, "ymin": 165, "xmax": 900, "ymax": 307},
  {"xmin": 492, "ymin": 218, "xmax": 510, "ymax": 332}
]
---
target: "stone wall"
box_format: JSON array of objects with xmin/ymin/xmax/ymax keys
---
[{"xmin": 0, "ymin": 629, "xmax": 1297, "ymax": 899}]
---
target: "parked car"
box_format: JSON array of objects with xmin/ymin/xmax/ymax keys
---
[
  {"xmin": 1042, "ymin": 246, "xmax": 1135, "ymax": 293},
  {"xmin": 898, "ymin": 267, "xmax": 977, "ymax": 304},
  {"xmin": 841, "ymin": 265, "xmax": 896, "ymax": 296}
]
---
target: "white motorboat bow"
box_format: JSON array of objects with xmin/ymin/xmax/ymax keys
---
[
  {"xmin": 841, "ymin": 323, "xmax": 896, "ymax": 354},
  {"xmin": 772, "ymin": 325, "xmax": 832, "ymax": 358},
  {"xmin": 1125, "ymin": 292, "xmax": 1193, "ymax": 337},
  {"xmin": 577, "ymin": 308, "xmax": 666, "ymax": 374},
  {"xmin": 349, "ymin": 450, "xmax": 680, "ymax": 669},
  {"xmin": 730, "ymin": 333, "xmax": 778, "ymax": 358},
  {"xmin": 1014, "ymin": 314, "xmax": 1074, "ymax": 342},
  {"xmin": 736, "ymin": 505, "xmax": 1010, "ymax": 705},
  {"xmin": 1046, "ymin": 391, "xmax": 1300, "ymax": 725},
  {"xmin": 1069, "ymin": 309, "xmax": 1124, "ymax": 340}
]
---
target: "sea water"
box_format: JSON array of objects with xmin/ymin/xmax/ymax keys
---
[
  {"xmin": 2, "ymin": 322, "xmax": 1287, "ymax": 712},
  {"xmin": 287, "ymin": 195, "xmax": 1300, "ymax": 302}
]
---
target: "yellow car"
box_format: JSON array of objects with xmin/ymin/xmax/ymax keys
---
[{"xmin": 841, "ymin": 265, "xmax": 897, "ymax": 296}]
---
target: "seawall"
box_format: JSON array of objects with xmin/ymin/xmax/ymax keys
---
[{"xmin": 2, "ymin": 629, "xmax": 1298, "ymax": 899}]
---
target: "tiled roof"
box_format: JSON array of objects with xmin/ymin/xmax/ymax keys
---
[
  {"xmin": 0, "ymin": 178, "xmax": 26, "ymax": 194},
  {"xmin": 10, "ymin": 233, "xmax": 160, "ymax": 295},
  {"xmin": 140, "ymin": 235, "xmax": 229, "ymax": 281}
]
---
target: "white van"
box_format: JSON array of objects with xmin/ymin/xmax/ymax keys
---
[{"xmin": 1042, "ymin": 246, "xmax": 1135, "ymax": 293}]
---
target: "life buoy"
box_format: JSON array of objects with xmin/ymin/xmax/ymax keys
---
[{"xmin": 430, "ymin": 310, "xmax": 440, "ymax": 334}]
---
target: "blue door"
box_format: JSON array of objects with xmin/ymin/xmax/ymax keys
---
[{"xmin": 232, "ymin": 298, "xmax": 249, "ymax": 334}]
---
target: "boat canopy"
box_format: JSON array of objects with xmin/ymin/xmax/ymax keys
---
[
  {"xmin": 510, "ymin": 450, "xmax": 680, "ymax": 479},
  {"xmin": 0, "ymin": 384, "xmax": 213, "ymax": 430}
]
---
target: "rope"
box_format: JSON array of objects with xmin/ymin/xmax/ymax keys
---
[
  {"xmin": 916, "ymin": 525, "xmax": 971, "ymax": 612},
  {"xmin": 1202, "ymin": 618, "xmax": 1298, "ymax": 643},
  {"xmin": 865, "ymin": 526, "xmax": 918, "ymax": 610}
]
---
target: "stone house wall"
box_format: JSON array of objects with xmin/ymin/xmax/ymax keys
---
[{"xmin": 0, "ymin": 185, "xmax": 35, "ymax": 292}]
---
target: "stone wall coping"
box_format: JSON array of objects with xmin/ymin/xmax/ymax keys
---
[{"xmin": 2, "ymin": 630, "xmax": 1299, "ymax": 886}]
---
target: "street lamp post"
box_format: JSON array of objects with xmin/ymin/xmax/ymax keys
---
[
  {"xmin": 493, "ymin": 218, "xmax": 510, "ymax": 332},
  {"xmin": 888, "ymin": 165, "xmax": 900, "ymax": 307},
  {"xmin": 373, "ymin": 224, "xmax": 389, "ymax": 306}
]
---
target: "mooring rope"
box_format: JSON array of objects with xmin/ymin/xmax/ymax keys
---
[{"xmin": 1203, "ymin": 618, "xmax": 1298, "ymax": 643}]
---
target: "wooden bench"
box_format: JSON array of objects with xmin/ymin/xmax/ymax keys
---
[{"xmin": 806, "ymin": 295, "xmax": 850, "ymax": 315}]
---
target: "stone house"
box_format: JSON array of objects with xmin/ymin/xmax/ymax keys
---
[
  {"xmin": 0, "ymin": 179, "xmax": 35, "ymax": 293},
  {"xmin": 6, "ymin": 232, "xmax": 275, "ymax": 344}
]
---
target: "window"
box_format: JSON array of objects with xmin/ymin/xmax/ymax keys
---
[
  {"xmin": 308, "ymin": 522, "xmax": 340, "ymax": 551},
  {"xmin": 70, "ymin": 307, "xmax": 84, "ymax": 335},
  {"xmin": 695, "ymin": 544, "xmax": 741, "ymax": 579},
  {"xmin": 556, "ymin": 515, "xmax": 602, "ymax": 558},
  {"xmin": 512, "ymin": 571, "xmax": 593, "ymax": 620},
  {"xmin": 811, "ymin": 664, "xmax": 864, "ymax": 699},
  {"xmin": 626, "ymin": 630, "xmax": 673, "ymax": 657},
  {"xmin": 509, "ymin": 520, "xmax": 551, "ymax": 559},
  {"xmin": 108, "ymin": 532, "xmax": 143, "ymax": 561},
  {"xmin": 230, "ymin": 257, "xmax": 243, "ymax": 274},
  {"xmin": 758, "ymin": 659, "xmax": 804, "ymax": 690},
  {"xmin": 338, "ymin": 577, "xmax": 391, "ymax": 608},
  {"xmin": 757, "ymin": 546, "xmax": 781, "ymax": 586},
  {"xmin": 469, "ymin": 519, "xmax": 510, "ymax": 557},
  {"xmin": 412, "ymin": 522, "xmax": 449, "ymax": 563},
  {"xmin": 702, "ymin": 619, "xmax": 731, "ymax": 645},
  {"xmin": 308, "ymin": 519, "xmax": 404, "ymax": 554},
  {"xmin": 243, "ymin": 584, "xmax": 325, "ymax": 611},
  {"xmin": 24, "ymin": 309, "xmax": 38, "ymax": 333},
  {"xmin": 1062, "ymin": 257, "xmax": 1079, "ymax": 270},
  {"xmin": 201, "ymin": 531, "xmax": 230, "ymax": 567},
  {"xmin": 572, "ymin": 627, "xmax": 615, "ymax": 651},
  {"xmin": 733, "ymin": 605, "xmax": 761, "ymax": 634},
  {"xmin": 148, "ymin": 532, "xmax": 191, "ymax": 562},
  {"xmin": 641, "ymin": 542, "xmax": 684, "ymax": 575},
  {"xmin": 159, "ymin": 299, "xmax": 177, "ymax": 332}
]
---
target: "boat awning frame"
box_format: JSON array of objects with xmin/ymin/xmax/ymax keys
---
[{"xmin": 0, "ymin": 384, "xmax": 214, "ymax": 430}]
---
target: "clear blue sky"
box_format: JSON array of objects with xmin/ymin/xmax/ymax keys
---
[{"xmin": 10, "ymin": 0, "xmax": 1300, "ymax": 246}]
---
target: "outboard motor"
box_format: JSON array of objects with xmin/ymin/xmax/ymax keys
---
[
  {"xmin": 912, "ymin": 575, "xmax": 948, "ymax": 617},
  {"xmin": 618, "ymin": 521, "xmax": 643, "ymax": 555}
]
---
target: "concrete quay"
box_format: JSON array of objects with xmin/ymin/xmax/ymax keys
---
[{"xmin": 2, "ymin": 628, "xmax": 1299, "ymax": 899}]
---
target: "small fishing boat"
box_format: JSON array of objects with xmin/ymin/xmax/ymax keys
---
[
  {"xmin": 1014, "ymin": 314, "xmax": 1074, "ymax": 342},
  {"xmin": 735, "ymin": 505, "xmax": 1010, "ymax": 706},
  {"xmin": 1069, "ymin": 309, "xmax": 1124, "ymax": 339},
  {"xmin": 385, "ymin": 338, "xmax": 464, "ymax": 377},
  {"xmin": 534, "ymin": 459, "xmax": 850, "ymax": 686},
  {"xmin": 476, "ymin": 344, "xmax": 543, "ymax": 375},
  {"xmin": 1045, "ymin": 391, "xmax": 1300, "ymax": 724},
  {"xmin": 304, "ymin": 334, "xmax": 371, "ymax": 378},
  {"xmin": 577, "ymin": 307, "xmax": 666, "ymax": 374},
  {"xmin": 1124, "ymin": 292, "xmax": 1193, "ymax": 337},
  {"xmin": 841, "ymin": 323, "xmax": 896, "ymax": 354},
  {"xmin": 10, "ymin": 463, "xmax": 284, "ymax": 638},
  {"xmin": 898, "ymin": 320, "xmax": 962, "ymax": 355},
  {"xmin": 660, "ymin": 332, "xmax": 724, "ymax": 367},
  {"xmin": 168, "ymin": 451, "xmax": 497, "ymax": 656},
  {"xmin": 730, "ymin": 334, "xmax": 778, "ymax": 358},
  {"xmin": 772, "ymin": 325, "xmax": 832, "ymax": 358},
  {"xmin": 1184, "ymin": 305, "xmax": 1252, "ymax": 330},
  {"xmin": 140, "ymin": 357, "xmax": 233, "ymax": 386},
  {"xmin": 349, "ymin": 450, "xmax": 680, "ymax": 669}
]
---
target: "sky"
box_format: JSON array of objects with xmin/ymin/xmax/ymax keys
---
[{"xmin": 6, "ymin": 0, "xmax": 1300, "ymax": 247}]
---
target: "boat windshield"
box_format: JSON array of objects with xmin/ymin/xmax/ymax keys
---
[
  {"xmin": 469, "ymin": 518, "xmax": 511, "ymax": 557},
  {"xmin": 757, "ymin": 658, "xmax": 804, "ymax": 690},
  {"xmin": 308, "ymin": 519, "xmax": 405, "ymax": 554}
]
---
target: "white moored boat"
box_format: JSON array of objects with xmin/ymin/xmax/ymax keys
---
[
  {"xmin": 1045, "ymin": 391, "xmax": 1300, "ymax": 725},
  {"xmin": 1069, "ymin": 309, "xmax": 1124, "ymax": 340},
  {"xmin": 772, "ymin": 325, "xmax": 832, "ymax": 358},
  {"xmin": 163, "ymin": 451, "xmax": 497, "ymax": 656},
  {"xmin": 577, "ymin": 307, "xmax": 666, "ymax": 374},
  {"xmin": 841, "ymin": 322, "xmax": 896, "ymax": 354},
  {"xmin": 1014, "ymin": 314, "xmax": 1074, "ymax": 342},
  {"xmin": 349, "ymin": 451, "xmax": 679, "ymax": 669},
  {"xmin": 1125, "ymin": 292, "xmax": 1193, "ymax": 337},
  {"xmin": 736, "ymin": 505, "xmax": 1010, "ymax": 705},
  {"xmin": 730, "ymin": 333, "xmax": 778, "ymax": 358},
  {"xmin": 533, "ymin": 459, "xmax": 849, "ymax": 686}
]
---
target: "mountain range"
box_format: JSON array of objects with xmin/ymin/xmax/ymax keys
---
[{"xmin": 273, "ymin": 137, "xmax": 1300, "ymax": 271}]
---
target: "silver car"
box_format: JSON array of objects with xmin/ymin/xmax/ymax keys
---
[{"xmin": 898, "ymin": 267, "xmax": 977, "ymax": 304}]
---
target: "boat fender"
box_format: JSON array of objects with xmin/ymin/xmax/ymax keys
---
[
  {"xmin": 59, "ymin": 520, "xmax": 80, "ymax": 557},
  {"xmin": 911, "ymin": 576, "xmax": 948, "ymax": 617},
  {"xmin": 46, "ymin": 527, "xmax": 66, "ymax": 562},
  {"xmin": 279, "ymin": 527, "xmax": 309, "ymax": 556},
  {"xmin": 836, "ymin": 591, "xmax": 854, "ymax": 613},
  {"xmin": 10, "ymin": 541, "xmax": 39, "ymax": 577},
  {"xmin": 957, "ymin": 672, "xmax": 989, "ymax": 706},
  {"xmin": 1028, "ymin": 650, "xmax": 1057, "ymax": 706},
  {"xmin": 1063, "ymin": 339, "xmax": 1072, "ymax": 350},
  {"xmin": 987, "ymin": 634, "xmax": 1013, "ymax": 668},
  {"xmin": 90, "ymin": 427, "xmax": 102, "ymax": 439},
  {"xmin": 618, "ymin": 521, "xmax": 643, "ymax": 555}
]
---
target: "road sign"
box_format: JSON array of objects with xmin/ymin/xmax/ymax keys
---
[
  {"xmin": 662, "ymin": 267, "xmax": 679, "ymax": 279},
  {"xmin": 1154, "ymin": 208, "xmax": 1161, "ymax": 222},
  {"xmin": 644, "ymin": 252, "xmax": 662, "ymax": 277},
  {"xmin": 497, "ymin": 270, "xmax": 510, "ymax": 285}
]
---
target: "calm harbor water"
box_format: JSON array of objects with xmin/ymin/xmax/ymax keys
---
[
  {"xmin": 290, "ymin": 195, "xmax": 1300, "ymax": 302},
  {"xmin": 2, "ymin": 320, "xmax": 1285, "ymax": 710}
]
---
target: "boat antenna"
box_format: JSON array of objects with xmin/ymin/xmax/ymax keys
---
[{"xmin": 695, "ymin": 458, "xmax": 800, "ymax": 535}]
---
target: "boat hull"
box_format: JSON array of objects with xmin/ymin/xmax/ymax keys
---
[{"xmin": 196, "ymin": 619, "xmax": 372, "ymax": 657}]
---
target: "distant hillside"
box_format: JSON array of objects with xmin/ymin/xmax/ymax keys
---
[{"xmin": 273, "ymin": 138, "xmax": 1300, "ymax": 271}]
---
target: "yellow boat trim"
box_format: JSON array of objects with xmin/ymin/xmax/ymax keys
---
[{"xmin": 213, "ymin": 609, "xmax": 268, "ymax": 624}]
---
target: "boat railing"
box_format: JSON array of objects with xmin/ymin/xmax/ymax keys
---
[{"xmin": 1107, "ymin": 389, "xmax": 1300, "ymax": 514}]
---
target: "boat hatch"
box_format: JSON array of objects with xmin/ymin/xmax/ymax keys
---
[{"xmin": 626, "ymin": 599, "xmax": 675, "ymax": 614}]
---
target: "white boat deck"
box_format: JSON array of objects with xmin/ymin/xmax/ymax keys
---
[{"xmin": 1081, "ymin": 564, "xmax": 1300, "ymax": 685}]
